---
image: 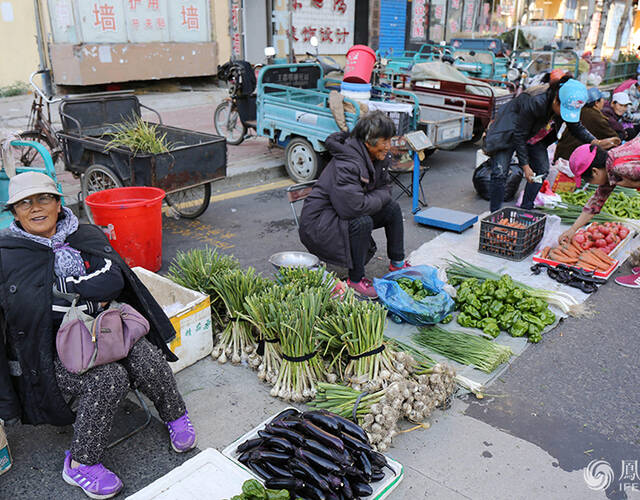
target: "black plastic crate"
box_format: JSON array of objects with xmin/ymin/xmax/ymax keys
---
[{"xmin": 478, "ymin": 207, "xmax": 546, "ymax": 261}]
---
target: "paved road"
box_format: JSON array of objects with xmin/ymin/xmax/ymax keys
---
[{"xmin": 1, "ymin": 89, "xmax": 639, "ymax": 498}]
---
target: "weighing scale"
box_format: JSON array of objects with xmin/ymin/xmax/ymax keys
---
[{"xmin": 404, "ymin": 130, "xmax": 478, "ymax": 232}]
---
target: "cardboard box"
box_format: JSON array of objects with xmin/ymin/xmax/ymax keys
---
[{"xmin": 133, "ymin": 267, "xmax": 213, "ymax": 374}]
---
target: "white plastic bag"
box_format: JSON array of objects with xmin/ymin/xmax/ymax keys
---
[{"xmin": 535, "ymin": 215, "xmax": 564, "ymax": 251}]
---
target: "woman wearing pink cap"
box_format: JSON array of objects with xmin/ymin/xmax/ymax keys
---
[{"xmin": 560, "ymin": 139, "xmax": 640, "ymax": 286}]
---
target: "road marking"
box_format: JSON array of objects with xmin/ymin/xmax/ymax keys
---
[{"xmin": 163, "ymin": 178, "xmax": 294, "ymax": 214}]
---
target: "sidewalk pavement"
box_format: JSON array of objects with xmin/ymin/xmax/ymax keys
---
[{"xmin": 0, "ymin": 88, "xmax": 286, "ymax": 208}]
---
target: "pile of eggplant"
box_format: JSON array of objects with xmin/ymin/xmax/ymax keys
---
[{"xmin": 235, "ymin": 408, "xmax": 394, "ymax": 500}]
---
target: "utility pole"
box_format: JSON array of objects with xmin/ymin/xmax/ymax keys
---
[
  {"xmin": 513, "ymin": 0, "xmax": 520, "ymax": 52},
  {"xmin": 33, "ymin": 0, "xmax": 53, "ymax": 97}
]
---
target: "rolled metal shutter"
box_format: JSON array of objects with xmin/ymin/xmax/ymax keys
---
[{"xmin": 379, "ymin": 0, "xmax": 407, "ymax": 54}]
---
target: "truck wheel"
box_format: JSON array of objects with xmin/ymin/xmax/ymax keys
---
[
  {"xmin": 165, "ymin": 183, "xmax": 212, "ymax": 219},
  {"xmin": 285, "ymin": 138, "xmax": 319, "ymax": 183},
  {"xmin": 81, "ymin": 164, "xmax": 123, "ymax": 224}
]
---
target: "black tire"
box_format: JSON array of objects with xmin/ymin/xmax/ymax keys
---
[
  {"xmin": 15, "ymin": 130, "xmax": 61, "ymax": 167},
  {"xmin": 165, "ymin": 183, "xmax": 212, "ymax": 219},
  {"xmin": 285, "ymin": 138, "xmax": 320, "ymax": 183},
  {"xmin": 214, "ymin": 101, "xmax": 246, "ymax": 145},
  {"xmin": 81, "ymin": 164, "xmax": 123, "ymax": 223}
]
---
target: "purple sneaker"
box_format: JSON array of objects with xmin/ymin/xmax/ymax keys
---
[
  {"xmin": 167, "ymin": 410, "xmax": 197, "ymax": 453},
  {"xmin": 614, "ymin": 273, "xmax": 640, "ymax": 288},
  {"xmin": 62, "ymin": 450, "xmax": 123, "ymax": 499}
]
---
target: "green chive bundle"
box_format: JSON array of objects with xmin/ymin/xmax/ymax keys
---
[{"xmin": 413, "ymin": 326, "xmax": 512, "ymax": 374}]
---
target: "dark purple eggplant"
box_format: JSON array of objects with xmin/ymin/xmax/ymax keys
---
[
  {"xmin": 271, "ymin": 407, "xmax": 301, "ymax": 422},
  {"xmin": 297, "ymin": 420, "xmax": 345, "ymax": 452},
  {"xmin": 263, "ymin": 435, "xmax": 295, "ymax": 454},
  {"xmin": 302, "ymin": 411, "xmax": 341, "ymax": 434},
  {"xmin": 340, "ymin": 476, "xmax": 354, "ymax": 499},
  {"xmin": 295, "ymin": 448, "xmax": 342, "ymax": 474},
  {"xmin": 335, "ymin": 447, "xmax": 354, "ymax": 466},
  {"xmin": 343, "ymin": 466, "xmax": 367, "ymax": 483},
  {"xmin": 290, "ymin": 458, "xmax": 331, "ymax": 492},
  {"xmin": 315, "ymin": 410, "xmax": 370, "ymax": 444},
  {"xmin": 246, "ymin": 461, "xmax": 272, "ymax": 480},
  {"xmin": 357, "ymin": 451, "xmax": 372, "ymax": 480},
  {"xmin": 271, "ymin": 417, "xmax": 302, "ymax": 429},
  {"xmin": 257, "ymin": 430, "xmax": 277, "ymax": 439},
  {"xmin": 340, "ymin": 432, "xmax": 370, "ymax": 454},
  {"xmin": 261, "ymin": 460, "xmax": 295, "ymax": 479},
  {"xmin": 265, "ymin": 424, "xmax": 306, "ymax": 446},
  {"xmin": 371, "ymin": 470, "xmax": 385, "ymax": 482},
  {"xmin": 238, "ymin": 451, "xmax": 251, "ymax": 464},
  {"xmin": 299, "ymin": 484, "xmax": 327, "ymax": 500},
  {"xmin": 326, "ymin": 473, "xmax": 344, "ymax": 491},
  {"xmin": 351, "ymin": 481, "xmax": 373, "ymax": 497},
  {"xmin": 236, "ymin": 437, "xmax": 264, "ymax": 453},
  {"xmin": 369, "ymin": 450, "xmax": 396, "ymax": 476},
  {"xmin": 324, "ymin": 492, "xmax": 340, "ymax": 500},
  {"xmin": 250, "ymin": 449, "xmax": 290, "ymax": 464},
  {"xmin": 265, "ymin": 477, "xmax": 306, "ymax": 490},
  {"xmin": 303, "ymin": 439, "xmax": 336, "ymax": 462}
]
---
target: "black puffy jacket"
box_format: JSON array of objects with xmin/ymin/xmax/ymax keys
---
[
  {"xmin": 484, "ymin": 85, "xmax": 595, "ymax": 167},
  {"xmin": 298, "ymin": 132, "xmax": 392, "ymax": 268},
  {"xmin": 0, "ymin": 224, "xmax": 178, "ymax": 426}
]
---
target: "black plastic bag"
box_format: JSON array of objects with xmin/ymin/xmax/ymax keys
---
[{"xmin": 472, "ymin": 159, "xmax": 523, "ymax": 201}]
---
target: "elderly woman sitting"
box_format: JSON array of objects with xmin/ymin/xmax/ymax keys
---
[
  {"xmin": 298, "ymin": 111, "xmax": 408, "ymax": 299},
  {"xmin": 0, "ymin": 172, "xmax": 196, "ymax": 499}
]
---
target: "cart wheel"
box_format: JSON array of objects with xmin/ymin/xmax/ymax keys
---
[
  {"xmin": 214, "ymin": 101, "xmax": 246, "ymax": 145},
  {"xmin": 285, "ymin": 138, "xmax": 319, "ymax": 183},
  {"xmin": 15, "ymin": 130, "xmax": 61, "ymax": 167},
  {"xmin": 165, "ymin": 183, "xmax": 212, "ymax": 219},
  {"xmin": 81, "ymin": 164, "xmax": 123, "ymax": 223}
]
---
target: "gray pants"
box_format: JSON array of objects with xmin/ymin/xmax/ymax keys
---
[{"xmin": 55, "ymin": 338, "xmax": 186, "ymax": 465}]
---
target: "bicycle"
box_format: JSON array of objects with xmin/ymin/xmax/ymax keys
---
[{"xmin": 16, "ymin": 70, "xmax": 62, "ymax": 167}]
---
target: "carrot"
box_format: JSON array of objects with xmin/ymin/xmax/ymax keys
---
[
  {"xmin": 541, "ymin": 246, "xmax": 551, "ymax": 258},
  {"xmin": 592, "ymin": 248, "xmax": 615, "ymax": 264},
  {"xmin": 561, "ymin": 245, "xmax": 580, "ymax": 258},
  {"xmin": 585, "ymin": 250, "xmax": 611, "ymax": 266},
  {"xmin": 569, "ymin": 241, "xmax": 584, "ymax": 255},
  {"xmin": 579, "ymin": 252, "xmax": 609, "ymax": 269},
  {"xmin": 550, "ymin": 249, "xmax": 577, "ymax": 263}
]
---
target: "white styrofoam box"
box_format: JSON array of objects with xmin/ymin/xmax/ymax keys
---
[
  {"xmin": 222, "ymin": 408, "xmax": 405, "ymax": 500},
  {"xmin": 133, "ymin": 267, "xmax": 213, "ymax": 374},
  {"xmin": 125, "ymin": 448, "xmax": 255, "ymax": 500}
]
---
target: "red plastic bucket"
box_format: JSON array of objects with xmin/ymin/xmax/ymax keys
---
[
  {"xmin": 343, "ymin": 45, "xmax": 376, "ymax": 84},
  {"xmin": 85, "ymin": 187, "xmax": 166, "ymax": 272}
]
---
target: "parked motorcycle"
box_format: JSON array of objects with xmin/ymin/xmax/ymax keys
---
[{"xmin": 213, "ymin": 48, "xmax": 273, "ymax": 145}]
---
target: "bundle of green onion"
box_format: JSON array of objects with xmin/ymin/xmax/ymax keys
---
[
  {"xmin": 167, "ymin": 247, "xmax": 239, "ymax": 328},
  {"xmin": 244, "ymin": 285, "xmax": 294, "ymax": 385},
  {"xmin": 210, "ymin": 268, "xmax": 273, "ymax": 366},
  {"xmin": 271, "ymin": 289, "xmax": 328, "ymax": 402},
  {"xmin": 413, "ymin": 326, "xmax": 513, "ymax": 374},
  {"xmin": 445, "ymin": 254, "xmax": 580, "ymax": 315},
  {"xmin": 541, "ymin": 202, "xmax": 640, "ymax": 227},
  {"xmin": 317, "ymin": 298, "xmax": 411, "ymax": 391}
]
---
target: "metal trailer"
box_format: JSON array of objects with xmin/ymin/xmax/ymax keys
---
[{"xmin": 57, "ymin": 93, "xmax": 227, "ymax": 219}]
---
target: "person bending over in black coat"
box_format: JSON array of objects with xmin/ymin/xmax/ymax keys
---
[
  {"xmin": 0, "ymin": 172, "xmax": 196, "ymax": 499},
  {"xmin": 298, "ymin": 111, "xmax": 408, "ymax": 299},
  {"xmin": 483, "ymin": 76, "xmax": 619, "ymax": 212}
]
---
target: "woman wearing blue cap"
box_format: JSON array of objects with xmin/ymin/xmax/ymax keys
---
[
  {"xmin": 483, "ymin": 76, "xmax": 620, "ymax": 212},
  {"xmin": 555, "ymin": 87, "xmax": 618, "ymax": 162}
]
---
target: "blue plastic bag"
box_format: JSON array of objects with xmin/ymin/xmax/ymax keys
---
[{"xmin": 373, "ymin": 265, "xmax": 455, "ymax": 326}]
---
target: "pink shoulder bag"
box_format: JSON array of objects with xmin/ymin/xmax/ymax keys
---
[{"xmin": 56, "ymin": 296, "xmax": 150, "ymax": 374}]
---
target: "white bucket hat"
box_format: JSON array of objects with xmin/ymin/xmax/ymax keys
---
[{"xmin": 6, "ymin": 171, "xmax": 64, "ymax": 205}]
